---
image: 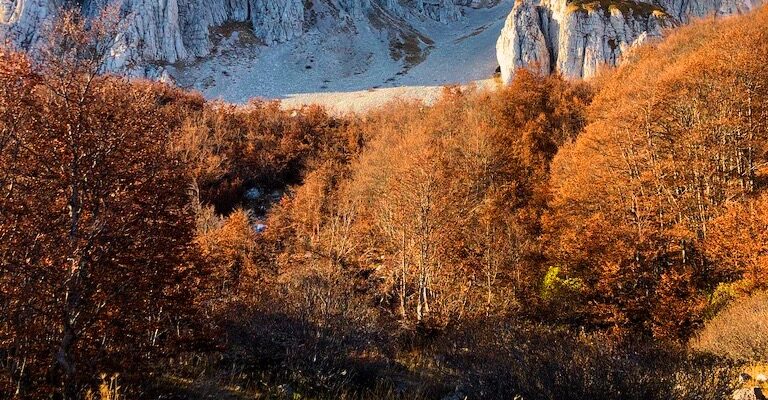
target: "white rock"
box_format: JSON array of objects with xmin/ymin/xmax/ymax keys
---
[
  {"xmin": 244, "ymin": 187, "xmax": 263, "ymax": 200},
  {"xmin": 0, "ymin": 0, "xmax": 56, "ymax": 47},
  {"xmin": 496, "ymin": 0, "xmax": 550, "ymax": 84},
  {"xmin": 732, "ymin": 387, "xmax": 766, "ymax": 400},
  {"xmin": 250, "ymin": 0, "xmax": 305, "ymax": 44},
  {"xmin": 496, "ymin": 0, "xmax": 763, "ymax": 83},
  {"xmin": 1, "ymin": 0, "xmax": 475, "ymax": 71}
]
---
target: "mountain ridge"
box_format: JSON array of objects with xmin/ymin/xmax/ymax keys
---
[
  {"xmin": 0, "ymin": 0, "xmax": 473, "ymax": 75},
  {"xmin": 1, "ymin": 0, "xmax": 764, "ymax": 99}
]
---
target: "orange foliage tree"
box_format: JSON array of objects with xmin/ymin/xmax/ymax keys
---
[
  {"xmin": 266, "ymin": 73, "xmax": 592, "ymax": 327},
  {"xmin": 0, "ymin": 12, "xmax": 206, "ymax": 398},
  {"xmin": 545, "ymin": 10, "xmax": 768, "ymax": 339}
]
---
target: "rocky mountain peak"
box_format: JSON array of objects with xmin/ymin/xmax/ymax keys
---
[{"xmin": 0, "ymin": 0, "xmax": 469, "ymax": 74}]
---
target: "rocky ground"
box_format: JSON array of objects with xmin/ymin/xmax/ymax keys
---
[
  {"xmin": 277, "ymin": 78, "xmax": 498, "ymax": 114},
  {"xmin": 169, "ymin": 1, "xmax": 511, "ymax": 103}
]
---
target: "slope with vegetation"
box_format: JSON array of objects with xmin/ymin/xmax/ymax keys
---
[{"xmin": 1, "ymin": 6, "xmax": 767, "ymax": 400}]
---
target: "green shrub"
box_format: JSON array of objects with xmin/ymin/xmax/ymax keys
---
[{"xmin": 541, "ymin": 266, "xmax": 583, "ymax": 302}]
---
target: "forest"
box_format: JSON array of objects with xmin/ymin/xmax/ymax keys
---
[{"xmin": 1, "ymin": 6, "xmax": 768, "ymax": 400}]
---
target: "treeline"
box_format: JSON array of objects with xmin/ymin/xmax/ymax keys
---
[
  {"xmin": 1, "ymin": 6, "xmax": 767, "ymax": 400},
  {"xmin": 263, "ymin": 76, "xmax": 592, "ymax": 328},
  {"xmin": 546, "ymin": 12, "xmax": 768, "ymax": 338}
]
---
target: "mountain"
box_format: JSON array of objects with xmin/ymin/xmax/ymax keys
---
[
  {"xmin": 0, "ymin": 0, "xmax": 477, "ymax": 76},
  {"xmin": 495, "ymin": 0, "xmax": 764, "ymax": 83},
  {"xmin": 1, "ymin": 0, "xmax": 764, "ymax": 100}
]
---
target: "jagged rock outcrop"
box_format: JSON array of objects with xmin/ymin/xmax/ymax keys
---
[
  {"xmin": 496, "ymin": 0, "xmax": 764, "ymax": 83},
  {"xmin": 0, "ymin": 0, "xmax": 469, "ymax": 71},
  {"xmin": 495, "ymin": 0, "xmax": 550, "ymax": 76},
  {"xmin": 250, "ymin": 0, "xmax": 305, "ymax": 42},
  {"xmin": 78, "ymin": 0, "xmax": 305, "ymax": 64},
  {"xmin": 417, "ymin": 0, "xmax": 463, "ymax": 22}
]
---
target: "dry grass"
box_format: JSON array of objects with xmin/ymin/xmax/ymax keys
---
[
  {"xmin": 691, "ymin": 292, "xmax": 768, "ymax": 362},
  {"xmin": 84, "ymin": 375, "xmax": 123, "ymax": 400}
]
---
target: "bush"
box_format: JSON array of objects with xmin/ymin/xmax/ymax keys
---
[{"xmin": 440, "ymin": 321, "xmax": 739, "ymax": 400}]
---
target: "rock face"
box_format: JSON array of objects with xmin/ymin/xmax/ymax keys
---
[
  {"xmin": 0, "ymin": 0, "xmax": 470, "ymax": 71},
  {"xmin": 1, "ymin": 0, "xmax": 280, "ymax": 66},
  {"xmin": 496, "ymin": 0, "xmax": 764, "ymax": 83},
  {"xmin": 0, "ymin": 0, "xmax": 56, "ymax": 48}
]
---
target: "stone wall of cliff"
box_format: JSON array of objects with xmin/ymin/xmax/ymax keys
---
[
  {"xmin": 0, "ymin": 0, "xmax": 470, "ymax": 71},
  {"xmin": 495, "ymin": 0, "xmax": 763, "ymax": 83}
]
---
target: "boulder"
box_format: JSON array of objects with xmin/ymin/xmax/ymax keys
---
[{"xmin": 733, "ymin": 387, "xmax": 767, "ymax": 400}]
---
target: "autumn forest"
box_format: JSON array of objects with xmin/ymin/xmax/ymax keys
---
[{"xmin": 2, "ymin": 6, "xmax": 768, "ymax": 400}]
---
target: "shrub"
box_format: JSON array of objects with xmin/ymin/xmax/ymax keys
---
[
  {"xmin": 541, "ymin": 266, "xmax": 583, "ymax": 302},
  {"xmin": 438, "ymin": 321, "xmax": 739, "ymax": 400}
]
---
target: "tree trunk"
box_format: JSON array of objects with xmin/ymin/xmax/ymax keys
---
[{"xmin": 56, "ymin": 321, "xmax": 77, "ymax": 400}]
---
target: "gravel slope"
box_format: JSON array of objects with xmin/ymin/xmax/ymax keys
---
[{"xmin": 170, "ymin": 0, "xmax": 512, "ymax": 108}]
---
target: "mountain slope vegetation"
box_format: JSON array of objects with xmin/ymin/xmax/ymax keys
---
[{"xmin": 1, "ymin": 6, "xmax": 767, "ymax": 400}]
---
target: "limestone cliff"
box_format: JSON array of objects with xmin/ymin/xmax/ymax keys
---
[
  {"xmin": 0, "ymin": 0, "xmax": 470, "ymax": 70},
  {"xmin": 1, "ymin": 0, "xmax": 56, "ymax": 48},
  {"xmin": 496, "ymin": 0, "xmax": 763, "ymax": 83}
]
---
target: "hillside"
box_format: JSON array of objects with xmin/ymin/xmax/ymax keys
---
[
  {"xmin": 2, "ymin": 0, "xmax": 762, "ymax": 104},
  {"xmin": 1, "ymin": 0, "xmax": 510, "ymax": 102},
  {"xmin": 170, "ymin": 2, "xmax": 510, "ymax": 102},
  {"xmin": 1, "ymin": 4, "xmax": 767, "ymax": 400}
]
